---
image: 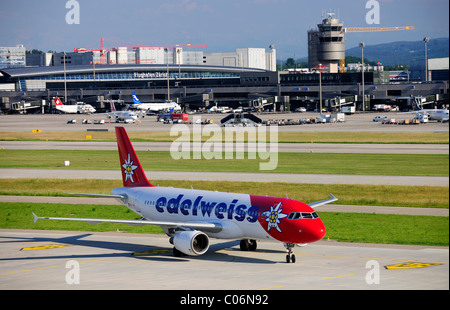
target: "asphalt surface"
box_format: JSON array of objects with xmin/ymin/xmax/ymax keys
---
[
  {"xmin": 0, "ymin": 229, "xmax": 448, "ymax": 290},
  {"xmin": 1, "ymin": 140, "xmax": 448, "ymax": 154},
  {"xmin": 0, "ymin": 168, "xmax": 448, "ymax": 186},
  {"xmin": 1, "ymin": 112, "xmax": 449, "ymax": 132}
]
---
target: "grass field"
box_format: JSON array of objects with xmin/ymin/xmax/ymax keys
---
[
  {"xmin": 0, "ymin": 129, "xmax": 448, "ymax": 247},
  {"xmin": 0, "ymin": 149, "xmax": 448, "ymax": 176},
  {"xmin": 0, "ymin": 179, "xmax": 448, "ymax": 209},
  {"xmin": 0, "ymin": 130, "xmax": 449, "ymax": 144},
  {"xmin": 0, "ymin": 202, "xmax": 447, "ymax": 246}
]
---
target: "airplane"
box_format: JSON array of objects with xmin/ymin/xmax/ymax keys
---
[
  {"xmin": 53, "ymin": 98, "xmax": 96, "ymax": 114},
  {"xmin": 131, "ymin": 92, "xmax": 182, "ymax": 113},
  {"xmin": 33, "ymin": 126, "xmax": 338, "ymax": 263},
  {"xmin": 400, "ymin": 108, "xmax": 449, "ymax": 122},
  {"xmin": 421, "ymin": 109, "xmax": 449, "ymax": 122},
  {"xmin": 409, "ymin": 96, "xmax": 449, "ymax": 122},
  {"xmin": 106, "ymin": 101, "xmax": 139, "ymax": 124}
]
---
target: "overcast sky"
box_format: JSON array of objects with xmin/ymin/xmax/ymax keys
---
[{"xmin": 1, "ymin": 0, "xmax": 448, "ymax": 58}]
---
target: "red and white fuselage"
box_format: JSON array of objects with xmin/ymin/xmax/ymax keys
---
[
  {"xmin": 113, "ymin": 186, "xmax": 327, "ymax": 245},
  {"xmin": 34, "ymin": 126, "xmax": 337, "ymax": 262}
]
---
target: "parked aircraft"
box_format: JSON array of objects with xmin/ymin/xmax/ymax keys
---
[
  {"xmin": 131, "ymin": 92, "xmax": 181, "ymax": 113},
  {"xmin": 106, "ymin": 101, "xmax": 139, "ymax": 124},
  {"xmin": 53, "ymin": 98, "xmax": 96, "ymax": 114},
  {"xmin": 33, "ymin": 127, "xmax": 337, "ymax": 263},
  {"xmin": 401, "ymin": 109, "xmax": 449, "ymax": 122}
]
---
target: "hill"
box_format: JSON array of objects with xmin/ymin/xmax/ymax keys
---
[{"xmin": 345, "ymin": 38, "xmax": 449, "ymax": 67}]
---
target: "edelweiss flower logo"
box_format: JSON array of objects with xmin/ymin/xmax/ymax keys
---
[
  {"xmin": 122, "ymin": 153, "xmax": 138, "ymax": 183},
  {"xmin": 262, "ymin": 202, "xmax": 288, "ymax": 233}
]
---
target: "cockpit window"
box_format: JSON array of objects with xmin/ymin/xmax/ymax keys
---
[{"xmin": 288, "ymin": 212, "xmax": 319, "ymax": 220}]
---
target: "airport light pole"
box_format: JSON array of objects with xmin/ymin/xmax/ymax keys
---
[
  {"xmin": 423, "ymin": 37, "xmax": 429, "ymax": 82},
  {"xmin": 63, "ymin": 52, "xmax": 67, "ymax": 104},
  {"xmin": 177, "ymin": 48, "xmax": 181, "ymax": 79},
  {"xmin": 313, "ymin": 63, "xmax": 327, "ymax": 115},
  {"xmin": 165, "ymin": 48, "xmax": 170, "ymax": 101},
  {"xmin": 359, "ymin": 43, "xmax": 365, "ymax": 112}
]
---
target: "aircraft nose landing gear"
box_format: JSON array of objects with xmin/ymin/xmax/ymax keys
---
[{"xmin": 284, "ymin": 243, "xmax": 296, "ymax": 263}]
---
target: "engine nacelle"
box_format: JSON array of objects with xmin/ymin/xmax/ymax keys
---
[{"xmin": 172, "ymin": 230, "xmax": 210, "ymax": 256}]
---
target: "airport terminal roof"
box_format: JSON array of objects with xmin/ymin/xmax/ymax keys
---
[{"xmin": 0, "ymin": 64, "xmax": 268, "ymax": 79}]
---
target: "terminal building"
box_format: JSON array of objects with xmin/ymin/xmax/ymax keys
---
[{"xmin": 1, "ymin": 62, "xmax": 447, "ymax": 114}]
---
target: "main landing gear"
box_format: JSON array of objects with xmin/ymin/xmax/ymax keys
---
[
  {"xmin": 284, "ymin": 243, "xmax": 296, "ymax": 263},
  {"xmin": 240, "ymin": 239, "xmax": 257, "ymax": 251}
]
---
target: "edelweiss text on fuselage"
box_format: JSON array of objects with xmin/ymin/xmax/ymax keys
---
[{"xmin": 155, "ymin": 195, "xmax": 259, "ymax": 223}]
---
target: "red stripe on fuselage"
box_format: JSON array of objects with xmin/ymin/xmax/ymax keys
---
[{"xmin": 250, "ymin": 195, "xmax": 326, "ymax": 244}]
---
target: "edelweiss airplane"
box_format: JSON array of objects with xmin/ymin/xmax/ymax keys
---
[
  {"xmin": 131, "ymin": 92, "xmax": 181, "ymax": 113},
  {"xmin": 33, "ymin": 127, "xmax": 337, "ymax": 263}
]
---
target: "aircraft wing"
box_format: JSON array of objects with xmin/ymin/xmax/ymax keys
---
[
  {"xmin": 32, "ymin": 213, "xmax": 222, "ymax": 232},
  {"xmin": 308, "ymin": 194, "xmax": 338, "ymax": 209},
  {"xmin": 65, "ymin": 193, "xmax": 128, "ymax": 199}
]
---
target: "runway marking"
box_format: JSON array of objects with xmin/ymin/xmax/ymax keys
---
[
  {"xmin": 384, "ymin": 262, "xmax": 443, "ymax": 270},
  {"xmin": 218, "ymin": 249, "xmax": 448, "ymax": 266},
  {"xmin": 21, "ymin": 244, "xmax": 72, "ymax": 251},
  {"xmin": 295, "ymin": 253, "xmax": 449, "ymax": 265},
  {"xmin": 320, "ymin": 274, "xmax": 355, "ymax": 281},
  {"xmin": 0, "ymin": 259, "xmax": 105, "ymax": 276}
]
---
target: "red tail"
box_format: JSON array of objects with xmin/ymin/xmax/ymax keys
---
[
  {"xmin": 115, "ymin": 127, "xmax": 154, "ymax": 187},
  {"xmin": 54, "ymin": 98, "xmax": 63, "ymax": 106}
]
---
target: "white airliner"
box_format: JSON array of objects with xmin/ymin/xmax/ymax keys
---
[
  {"xmin": 421, "ymin": 109, "xmax": 449, "ymax": 122},
  {"xmin": 106, "ymin": 101, "xmax": 139, "ymax": 124},
  {"xmin": 401, "ymin": 109, "xmax": 449, "ymax": 122},
  {"xmin": 131, "ymin": 92, "xmax": 181, "ymax": 113},
  {"xmin": 53, "ymin": 98, "xmax": 96, "ymax": 114},
  {"xmin": 33, "ymin": 127, "xmax": 338, "ymax": 263}
]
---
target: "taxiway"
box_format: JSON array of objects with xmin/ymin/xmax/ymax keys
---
[{"xmin": 0, "ymin": 229, "xmax": 448, "ymax": 290}]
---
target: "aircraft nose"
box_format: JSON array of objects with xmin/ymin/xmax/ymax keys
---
[{"xmin": 299, "ymin": 220, "xmax": 326, "ymax": 243}]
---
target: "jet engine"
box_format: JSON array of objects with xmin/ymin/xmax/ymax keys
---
[{"xmin": 171, "ymin": 230, "xmax": 210, "ymax": 256}]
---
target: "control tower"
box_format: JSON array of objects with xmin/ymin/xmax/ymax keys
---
[{"xmin": 308, "ymin": 13, "xmax": 345, "ymax": 73}]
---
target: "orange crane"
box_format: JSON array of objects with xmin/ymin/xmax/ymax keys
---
[
  {"xmin": 344, "ymin": 26, "xmax": 415, "ymax": 33},
  {"xmin": 338, "ymin": 26, "xmax": 415, "ymax": 72},
  {"xmin": 74, "ymin": 38, "xmax": 208, "ymax": 65}
]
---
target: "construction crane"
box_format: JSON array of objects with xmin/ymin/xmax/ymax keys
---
[
  {"xmin": 344, "ymin": 26, "xmax": 415, "ymax": 33},
  {"xmin": 74, "ymin": 38, "xmax": 208, "ymax": 65},
  {"xmin": 338, "ymin": 26, "xmax": 415, "ymax": 72}
]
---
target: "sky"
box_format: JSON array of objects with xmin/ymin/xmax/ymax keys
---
[{"xmin": 1, "ymin": 0, "xmax": 448, "ymax": 59}]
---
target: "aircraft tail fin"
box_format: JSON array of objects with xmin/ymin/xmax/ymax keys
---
[
  {"xmin": 132, "ymin": 92, "xmax": 142, "ymax": 105},
  {"xmin": 115, "ymin": 127, "xmax": 154, "ymax": 188},
  {"xmin": 109, "ymin": 101, "xmax": 117, "ymax": 112},
  {"xmin": 53, "ymin": 98, "xmax": 63, "ymax": 106}
]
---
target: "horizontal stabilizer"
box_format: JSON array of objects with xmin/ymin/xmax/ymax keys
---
[{"xmin": 65, "ymin": 193, "xmax": 128, "ymax": 199}]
